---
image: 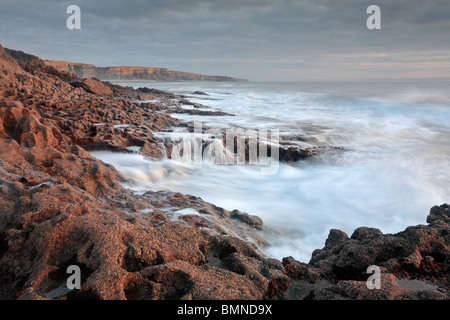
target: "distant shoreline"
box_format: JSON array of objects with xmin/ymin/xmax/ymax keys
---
[{"xmin": 43, "ymin": 59, "xmax": 248, "ymax": 82}]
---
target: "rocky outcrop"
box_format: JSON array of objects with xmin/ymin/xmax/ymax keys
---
[
  {"xmin": 0, "ymin": 43, "xmax": 448, "ymax": 300},
  {"xmin": 44, "ymin": 60, "xmax": 246, "ymax": 82},
  {"xmin": 69, "ymin": 78, "xmax": 113, "ymax": 96},
  {"xmin": 5, "ymin": 49, "xmax": 78, "ymax": 83},
  {"xmin": 274, "ymin": 204, "xmax": 450, "ymax": 300},
  {"xmin": 0, "ymin": 43, "xmax": 278, "ymax": 300}
]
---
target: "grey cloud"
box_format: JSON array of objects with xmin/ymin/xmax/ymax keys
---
[{"xmin": 0, "ymin": 0, "xmax": 449, "ymax": 80}]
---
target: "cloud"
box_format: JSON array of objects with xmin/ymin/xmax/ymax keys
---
[{"xmin": 0, "ymin": 0, "xmax": 449, "ymax": 80}]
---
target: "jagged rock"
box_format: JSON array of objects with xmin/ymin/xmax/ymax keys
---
[
  {"xmin": 191, "ymin": 91, "xmax": 208, "ymax": 95},
  {"xmin": 70, "ymin": 78, "xmax": 113, "ymax": 96}
]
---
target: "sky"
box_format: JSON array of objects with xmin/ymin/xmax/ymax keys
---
[{"xmin": 0, "ymin": 0, "xmax": 449, "ymax": 81}]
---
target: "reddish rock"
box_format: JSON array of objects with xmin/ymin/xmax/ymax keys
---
[{"xmin": 70, "ymin": 78, "xmax": 113, "ymax": 96}]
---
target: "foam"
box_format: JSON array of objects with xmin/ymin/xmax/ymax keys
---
[{"xmin": 101, "ymin": 81, "xmax": 450, "ymax": 262}]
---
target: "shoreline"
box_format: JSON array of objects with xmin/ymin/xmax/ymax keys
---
[{"xmin": 0, "ymin": 43, "xmax": 448, "ymax": 300}]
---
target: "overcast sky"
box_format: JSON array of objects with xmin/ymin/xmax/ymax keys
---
[{"xmin": 1, "ymin": 0, "xmax": 449, "ymax": 81}]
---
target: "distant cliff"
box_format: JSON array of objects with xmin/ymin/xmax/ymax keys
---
[{"xmin": 44, "ymin": 60, "xmax": 246, "ymax": 82}]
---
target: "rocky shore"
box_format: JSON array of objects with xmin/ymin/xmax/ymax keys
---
[{"xmin": 0, "ymin": 44, "xmax": 448, "ymax": 300}]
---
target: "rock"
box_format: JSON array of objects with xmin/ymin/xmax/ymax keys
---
[
  {"xmin": 310, "ymin": 273, "xmax": 448, "ymax": 300},
  {"xmin": 137, "ymin": 87, "xmax": 176, "ymax": 99},
  {"xmin": 428, "ymin": 204, "xmax": 450, "ymax": 225},
  {"xmin": 278, "ymin": 146, "xmax": 313, "ymax": 161},
  {"xmin": 325, "ymin": 229, "xmax": 349, "ymax": 247},
  {"xmin": 350, "ymin": 227, "xmax": 384, "ymax": 241},
  {"xmin": 230, "ymin": 210, "xmax": 264, "ymax": 230},
  {"xmin": 191, "ymin": 91, "xmax": 208, "ymax": 95},
  {"xmin": 70, "ymin": 78, "xmax": 113, "ymax": 96}
]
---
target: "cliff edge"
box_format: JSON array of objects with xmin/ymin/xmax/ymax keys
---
[{"xmin": 44, "ymin": 60, "xmax": 246, "ymax": 82}]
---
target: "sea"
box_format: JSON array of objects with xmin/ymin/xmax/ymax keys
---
[{"xmin": 91, "ymin": 81, "xmax": 450, "ymax": 262}]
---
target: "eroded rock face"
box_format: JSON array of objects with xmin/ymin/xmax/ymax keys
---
[
  {"xmin": 0, "ymin": 43, "xmax": 448, "ymax": 300},
  {"xmin": 43, "ymin": 60, "xmax": 245, "ymax": 82},
  {"xmin": 0, "ymin": 43, "xmax": 285, "ymax": 300}
]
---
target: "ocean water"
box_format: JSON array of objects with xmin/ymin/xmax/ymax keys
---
[{"xmin": 92, "ymin": 81, "xmax": 450, "ymax": 262}]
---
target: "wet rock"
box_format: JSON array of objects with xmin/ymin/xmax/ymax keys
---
[
  {"xmin": 277, "ymin": 204, "xmax": 449, "ymax": 299},
  {"xmin": 230, "ymin": 210, "xmax": 264, "ymax": 230},
  {"xmin": 310, "ymin": 273, "xmax": 448, "ymax": 300},
  {"xmin": 191, "ymin": 91, "xmax": 208, "ymax": 96}
]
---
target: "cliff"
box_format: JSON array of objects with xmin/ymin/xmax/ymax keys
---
[{"xmin": 44, "ymin": 60, "xmax": 246, "ymax": 82}]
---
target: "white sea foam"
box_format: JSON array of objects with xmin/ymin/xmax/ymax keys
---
[{"xmin": 99, "ymin": 81, "xmax": 450, "ymax": 262}]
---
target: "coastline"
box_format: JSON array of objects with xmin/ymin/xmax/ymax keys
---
[{"xmin": 0, "ymin": 44, "xmax": 448, "ymax": 300}]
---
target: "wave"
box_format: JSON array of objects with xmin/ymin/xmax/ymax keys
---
[{"xmin": 105, "ymin": 81, "xmax": 450, "ymax": 262}]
